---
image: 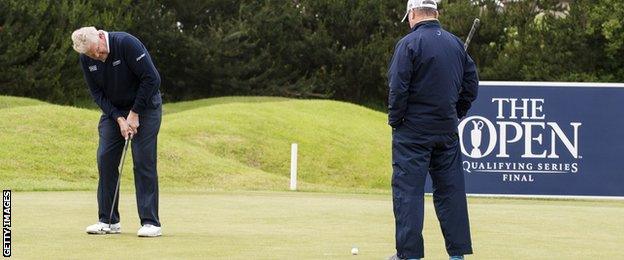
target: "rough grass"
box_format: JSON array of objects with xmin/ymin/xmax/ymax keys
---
[{"xmin": 0, "ymin": 95, "xmax": 390, "ymax": 192}]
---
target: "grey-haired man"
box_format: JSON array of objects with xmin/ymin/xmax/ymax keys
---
[{"xmin": 71, "ymin": 27, "xmax": 163, "ymax": 237}]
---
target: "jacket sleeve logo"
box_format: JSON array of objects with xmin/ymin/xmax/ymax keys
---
[{"xmin": 136, "ymin": 53, "xmax": 146, "ymax": 61}]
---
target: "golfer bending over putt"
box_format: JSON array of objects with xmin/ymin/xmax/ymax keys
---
[{"xmin": 71, "ymin": 27, "xmax": 162, "ymax": 237}]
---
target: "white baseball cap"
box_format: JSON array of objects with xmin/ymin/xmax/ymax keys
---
[{"xmin": 401, "ymin": 0, "xmax": 438, "ymax": 22}]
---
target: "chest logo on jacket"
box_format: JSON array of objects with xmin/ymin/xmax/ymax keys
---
[
  {"xmin": 88, "ymin": 65, "xmax": 97, "ymax": 72},
  {"xmin": 112, "ymin": 60, "xmax": 121, "ymax": 66}
]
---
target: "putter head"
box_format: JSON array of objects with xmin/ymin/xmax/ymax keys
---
[{"xmin": 102, "ymin": 226, "xmax": 111, "ymax": 232}]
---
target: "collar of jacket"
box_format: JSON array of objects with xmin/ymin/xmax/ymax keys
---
[{"xmin": 410, "ymin": 19, "xmax": 440, "ymax": 32}]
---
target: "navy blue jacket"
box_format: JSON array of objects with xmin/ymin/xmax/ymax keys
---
[
  {"xmin": 80, "ymin": 32, "xmax": 161, "ymax": 119},
  {"xmin": 387, "ymin": 20, "xmax": 478, "ymax": 134}
]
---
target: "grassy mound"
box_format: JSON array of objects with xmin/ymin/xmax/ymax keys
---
[
  {"xmin": 0, "ymin": 96, "xmax": 391, "ymax": 192},
  {"xmin": 0, "ymin": 95, "xmax": 46, "ymax": 109}
]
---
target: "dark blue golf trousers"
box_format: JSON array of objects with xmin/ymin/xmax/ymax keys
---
[
  {"xmin": 392, "ymin": 124, "xmax": 472, "ymax": 259},
  {"xmin": 96, "ymin": 106, "xmax": 161, "ymax": 227}
]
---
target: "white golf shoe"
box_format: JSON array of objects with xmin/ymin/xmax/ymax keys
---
[
  {"xmin": 86, "ymin": 222, "xmax": 121, "ymax": 234},
  {"xmin": 137, "ymin": 224, "xmax": 162, "ymax": 237}
]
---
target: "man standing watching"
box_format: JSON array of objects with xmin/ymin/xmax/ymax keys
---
[
  {"xmin": 71, "ymin": 27, "xmax": 163, "ymax": 237},
  {"xmin": 387, "ymin": 0, "xmax": 478, "ymax": 259}
]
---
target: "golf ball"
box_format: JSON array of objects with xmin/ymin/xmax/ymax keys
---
[{"xmin": 351, "ymin": 247, "xmax": 359, "ymax": 255}]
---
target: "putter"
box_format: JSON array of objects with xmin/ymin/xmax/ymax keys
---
[
  {"xmin": 458, "ymin": 17, "xmax": 481, "ymax": 95},
  {"xmin": 106, "ymin": 135, "xmax": 132, "ymax": 232},
  {"xmin": 464, "ymin": 18, "xmax": 481, "ymax": 51}
]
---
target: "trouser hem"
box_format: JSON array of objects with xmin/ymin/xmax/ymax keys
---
[{"xmin": 448, "ymin": 247, "xmax": 473, "ymax": 256}]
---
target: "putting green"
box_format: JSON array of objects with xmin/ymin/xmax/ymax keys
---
[{"xmin": 11, "ymin": 191, "xmax": 624, "ymax": 259}]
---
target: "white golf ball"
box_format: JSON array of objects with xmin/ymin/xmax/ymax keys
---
[{"xmin": 351, "ymin": 247, "xmax": 359, "ymax": 255}]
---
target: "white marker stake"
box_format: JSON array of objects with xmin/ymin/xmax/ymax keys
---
[{"xmin": 290, "ymin": 143, "xmax": 298, "ymax": 191}]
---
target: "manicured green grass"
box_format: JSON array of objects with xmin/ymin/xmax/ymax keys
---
[
  {"xmin": 4, "ymin": 95, "xmax": 623, "ymax": 259},
  {"xmin": 12, "ymin": 191, "xmax": 624, "ymax": 259},
  {"xmin": 162, "ymin": 96, "xmax": 290, "ymax": 115},
  {"xmin": 0, "ymin": 95, "xmax": 389, "ymax": 192}
]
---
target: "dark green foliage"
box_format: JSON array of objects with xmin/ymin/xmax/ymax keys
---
[
  {"xmin": 0, "ymin": 0, "xmax": 134, "ymax": 104},
  {"xmin": 449, "ymin": 0, "xmax": 624, "ymax": 82},
  {"xmin": 0, "ymin": 0, "xmax": 622, "ymax": 106}
]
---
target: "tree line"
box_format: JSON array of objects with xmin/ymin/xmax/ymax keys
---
[{"xmin": 1, "ymin": 0, "xmax": 622, "ymax": 108}]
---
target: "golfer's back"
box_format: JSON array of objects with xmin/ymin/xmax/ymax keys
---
[{"xmin": 388, "ymin": 20, "xmax": 478, "ymax": 134}]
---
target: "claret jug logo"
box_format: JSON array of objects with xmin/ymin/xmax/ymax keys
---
[{"xmin": 458, "ymin": 98, "xmax": 582, "ymax": 182}]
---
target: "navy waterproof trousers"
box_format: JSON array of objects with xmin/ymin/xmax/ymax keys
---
[
  {"xmin": 96, "ymin": 106, "xmax": 161, "ymax": 226},
  {"xmin": 392, "ymin": 124, "xmax": 472, "ymax": 259}
]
